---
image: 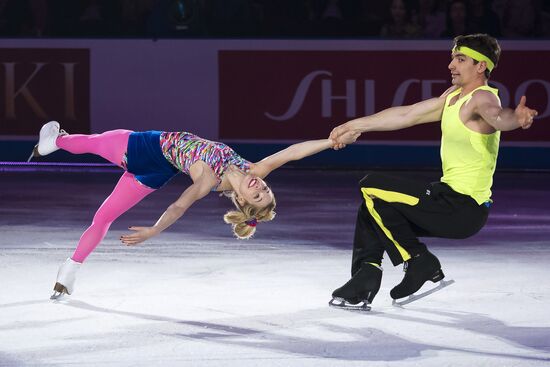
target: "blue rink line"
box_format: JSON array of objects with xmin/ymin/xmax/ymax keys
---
[{"xmin": 1, "ymin": 141, "xmax": 549, "ymax": 170}]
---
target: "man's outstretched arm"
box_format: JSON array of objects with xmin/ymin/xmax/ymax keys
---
[
  {"xmin": 330, "ymin": 86, "xmax": 456, "ymax": 148},
  {"xmin": 474, "ymin": 93, "xmax": 538, "ymax": 132}
]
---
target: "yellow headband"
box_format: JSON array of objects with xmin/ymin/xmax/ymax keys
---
[{"xmin": 452, "ymin": 46, "xmax": 495, "ymax": 72}]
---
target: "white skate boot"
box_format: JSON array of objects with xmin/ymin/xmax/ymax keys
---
[
  {"xmin": 50, "ymin": 258, "xmax": 82, "ymax": 300},
  {"xmin": 27, "ymin": 121, "xmax": 68, "ymax": 162}
]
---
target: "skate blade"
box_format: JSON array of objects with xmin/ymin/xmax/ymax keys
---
[
  {"xmin": 50, "ymin": 291, "xmax": 65, "ymax": 300},
  {"xmin": 27, "ymin": 145, "xmax": 40, "ymax": 162},
  {"xmin": 50, "ymin": 282, "xmax": 69, "ymax": 300},
  {"xmin": 392, "ymin": 279, "xmax": 455, "ymax": 306},
  {"xmin": 329, "ymin": 297, "xmax": 371, "ymax": 311}
]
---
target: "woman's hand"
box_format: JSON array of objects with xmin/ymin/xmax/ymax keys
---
[{"xmin": 120, "ymin": 226, "xmax": 158, "ymax": 246}]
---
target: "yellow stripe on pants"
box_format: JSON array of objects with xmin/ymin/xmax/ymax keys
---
[{"xmin": 360, "ymin": 188, "xmax": 420, "ymax": 262}]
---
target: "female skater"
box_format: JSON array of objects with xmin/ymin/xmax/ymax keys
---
[{"xmin": 31, "ymin": 121, "xmax": 335, "ymax": 299}]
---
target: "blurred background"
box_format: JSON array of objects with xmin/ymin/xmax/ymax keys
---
[
  {"xmin": 0, "ymin": 0, "xmax": 549, "ymax": 169},
  {"xmin": 1, "ymin": 0, "xmax": 549, "ymax": 39}
]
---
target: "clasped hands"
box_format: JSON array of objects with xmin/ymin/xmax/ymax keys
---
[{"xmin": 329, "ymin": 122, "xmax": 361, "ymax": 150}]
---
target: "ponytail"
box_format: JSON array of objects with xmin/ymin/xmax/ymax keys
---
[{"xmin": 223, "ymin": 193, "xmax": 276, "ymax": 239}]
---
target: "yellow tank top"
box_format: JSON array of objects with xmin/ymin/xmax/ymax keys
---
[{"xmin": 440, "ymin": 85, "xmax": 500, "ymax": 204}]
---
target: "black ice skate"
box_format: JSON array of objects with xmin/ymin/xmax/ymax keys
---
[
  {"xmin": 329, "ymin": 263, "xmax": 382, "ymax": 311},
  {"xmin": 390, "ymin": 250, "xmax": 454, "ymax": 306}
]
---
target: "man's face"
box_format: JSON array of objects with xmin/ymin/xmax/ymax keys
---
[{"xmin": 448, "ymin": 51, "xmax": 478, "ymax": 86}]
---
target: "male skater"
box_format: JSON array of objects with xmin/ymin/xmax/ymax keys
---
[{"xmin": 329, "ymin": 33, "xmax": 538, "ymax": 309}]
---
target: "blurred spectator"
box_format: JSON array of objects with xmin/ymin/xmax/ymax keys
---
[
  {"xmin": 499, "ymin": 0, "xmax": 536, "ymax": 38},
  {"xmin": 147, "ymin": 0, "xmax": 207, "ymax": 37},
  {"xmin": 121, "ymin": 0, "xmax": 155, "ymax": 37},
  {"xmin": 413, "ymin": 0, "xmax": 446, "ymax": 38},
  {"xmin": 254, "ymin": 0, "xmax": 314, "ymax": 37},
  {"xmin": 354, "ymin": 0, "xmax": 392, "ymax": 36},
  {"xmin": 203, "ymin": 0, "xmax": 256, "ymax": 37},
  {"xmin": 316, "ymin": 0, "xmax": 344, "ymax": 20},
  {"xmin": 441, "ymin": 0, "xmax": 471, "ymax": 38},
  {"xmin": 0, "ymin": 0, "xmax": 6, "ymax": 34},
  {"xmin": 540, "ymin": 0, "xmax": 550, "ymax": 37},
  {"xmin": 0, "ymin": 0, "xmax": 29, "ymax": 36},
  {"xmin": 311, "ymin": 0, "xmax": 348, "ymax": 36},
  {"xmin": 0, "ymin": 0, "xmax": 548, "ymax": 39},
  {"xmin": 467, "ymin": 0, "xmax": 501, "ymax": 37},
  {"xmin": 0, "ymin": 0, "xmax": 6, "ymax": 30},
  {"xmin": 78, "ymin": 0, "xmax": 108, "ymax": 36},
  {"xmin": 380, "ymin": 0, "xmax": 421, "ymax": 38},
  {"xmin": 48, "ymin": 0, "xmax": 80, "ymax": 37},
  {"xmin": 21, "ymin": 0, "xmax": 49, "ymax": 37}
]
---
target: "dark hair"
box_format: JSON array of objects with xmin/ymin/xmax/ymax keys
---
[{"xmin": 453, "ymin": 33, "xmax": 501, "ymax": 78}]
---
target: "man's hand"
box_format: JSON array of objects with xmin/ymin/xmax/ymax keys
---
[
  {"xmin": 329, "ymin": 122, "xmax": 361, "ymax": 150},
  {"xmin": 515, "ymin": 96, "xmax": 538, "ymax": 129},
  {"xmin": 329, "ymin": 122, "xmax": 352, "ymax": 141},
  {"xmin": 120, "ymin": 226, "xmax": 158, "ymax": 246}
]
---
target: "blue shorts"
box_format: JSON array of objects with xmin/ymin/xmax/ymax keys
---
[{"xmin": 126, "ymin": 131, "xmax": 179, "ymax": 189}]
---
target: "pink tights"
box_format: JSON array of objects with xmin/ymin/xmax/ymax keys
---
[{"xmin": 56, "ymin": 130, "xmax": 155, "ymax": 263}]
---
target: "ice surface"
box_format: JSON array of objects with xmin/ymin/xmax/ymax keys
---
[{"xmin": 1, "ymin": 169, "xmax": 549, "ymax": 366}]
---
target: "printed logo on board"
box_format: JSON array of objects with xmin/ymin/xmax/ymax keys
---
[
  {"xmin": 0, "ymin": 48, "xmax": 90, "ymax": 136},
  {"xmin": 219, "ymin": 50, "xmax": 549, "ymax": 141}
]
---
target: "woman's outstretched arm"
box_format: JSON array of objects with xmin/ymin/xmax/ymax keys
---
[
  {"xmin": 251, "ymin": 138, "xmax": 335, "ymax": 179},
  {"xmin": 121, "ymin": 180, "xmax": 213, "ymax": 245}
]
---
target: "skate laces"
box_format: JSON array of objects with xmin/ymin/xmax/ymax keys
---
[{"xmin": 403, "ymin": 261, "xmax": 409, "ymax": 272}]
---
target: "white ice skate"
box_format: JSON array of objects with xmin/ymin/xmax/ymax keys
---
[
  {"xmin": 50, "ymin": 258, "xmax": 82, "ymax": 300},
  {"xmin": 27, "ymin": 121, "xmax": 68, "ymax": 162}
]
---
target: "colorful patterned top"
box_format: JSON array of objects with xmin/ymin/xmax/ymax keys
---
[{"xmin": 160, "ymin": 131, "xmax": 251, "ymax": 189}]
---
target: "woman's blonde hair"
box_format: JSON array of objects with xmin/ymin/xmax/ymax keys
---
[{"xmin": 223, "ymin": 192, "xmax": 276, "ymax": 239}]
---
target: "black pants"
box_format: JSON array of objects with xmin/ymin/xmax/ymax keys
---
[{"xmin": 351, "ymin": 173, "xmax": 490, "ymax": 275}]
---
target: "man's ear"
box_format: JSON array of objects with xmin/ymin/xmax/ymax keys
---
[{"xmin": 478, "ymin": 61, "xmax": 487, "ymax": 74}]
